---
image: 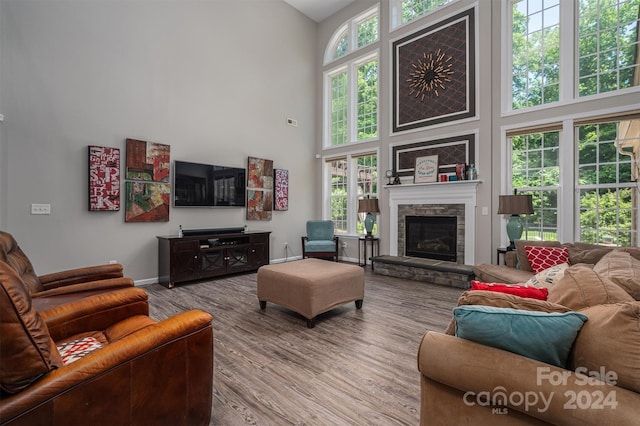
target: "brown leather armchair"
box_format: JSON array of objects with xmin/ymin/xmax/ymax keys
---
[
  {"xmin": 0, "ymin": 230, "xmax": 133, "ymax": 310},
  {"xmin": 0, "ymin": 261, "xmax": 214, "ymax": 426}
]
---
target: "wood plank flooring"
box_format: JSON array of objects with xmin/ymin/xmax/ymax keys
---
[{"xmin": 144, "ymin": 265, "xmax": 464, "ymax": 425}]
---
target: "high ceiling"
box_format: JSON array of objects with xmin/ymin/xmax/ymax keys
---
[{"xmin": 283, "ymin": 0, "xmax": 355, "ymax": 22}]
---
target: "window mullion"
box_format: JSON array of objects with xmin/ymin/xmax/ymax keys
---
[
  {"xmin": 348, "ymin": 154, "xmax": 359, "ymax": 234},
  {"xmin": 559, "ymin": 119, "xmax": 575, "ymax": 242},
  {"xmin": 559, "ymin": 0, "xmax": 574, "ymax": 101}
]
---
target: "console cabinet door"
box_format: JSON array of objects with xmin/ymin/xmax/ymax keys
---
[
  {"xmin": 226, "ymin": 245, "xmax": 252, "ymax": 273},
  {"xmin": 199, "ymin": 248, "xmax": 227, "ymax": 278},
  {"xmin": 250, "ymin": 235, "xmax": 270, "ymax": 267},
  {"xmin": 172, "ymin": 240, "xmax": 200, "ymax": 283}
]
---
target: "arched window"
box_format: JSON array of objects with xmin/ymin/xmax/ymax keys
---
[{"xmin": 324, "ymin": 5, "xmax": 379, "ymax": 65}]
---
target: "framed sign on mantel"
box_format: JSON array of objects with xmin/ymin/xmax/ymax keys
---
[{"xmin": 414, "ymin": 155, "xmax": 439, "ymax": 183}]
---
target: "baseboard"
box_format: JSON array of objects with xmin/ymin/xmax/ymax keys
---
[{"xmin": 134, "ymin": 277, "xmax": 158, "ymax": 286}]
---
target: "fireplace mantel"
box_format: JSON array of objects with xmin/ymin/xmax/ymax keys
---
[{"xmin": 385, "ymin": 180, "xmax": 480, "ymax": 265}]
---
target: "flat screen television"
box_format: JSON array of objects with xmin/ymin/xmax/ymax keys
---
[{"xmin": 173, "ymin": 160, "xmax": 246, "ymax": 207}]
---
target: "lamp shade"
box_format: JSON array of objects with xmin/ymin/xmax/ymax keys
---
[
  {"xmin": 497, "ymin": 195, "xmax": 534, "ymax": 215},
  {"xmin": 358, "ymin": 198, "xmax": 380, "ymax": 213}
]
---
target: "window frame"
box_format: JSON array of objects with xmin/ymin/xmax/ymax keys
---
[
  {"xmin": 324, "ymin": 4, "xmax": 380, "ymax": 66},
  {"xmin": 323, "ymin": 50, "xmax": 380, "ymax": 148},
  {"xmin": 502, "ymin": 108, "xmax": 640, "ymax": 247},
  {"xmin": 389, "ymin": 0, "xmax": 459, "ymax": 31},
  {"xmin": 323, "ymin": 148, "xmax": 380, "ymax": 236},
  {"xmin": 502, "ymin": 0, "xmax": 640, "ymax": 117}
]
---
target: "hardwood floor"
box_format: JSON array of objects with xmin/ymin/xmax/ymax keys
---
[{"xmin": 144, "ymin": 265, "xmax": 464, "ymax": 425}]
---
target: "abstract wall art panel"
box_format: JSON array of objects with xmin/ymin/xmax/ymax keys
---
[
  {"xmin": 247, "ymin": 156, "xmax": 273, "ymax": 221},
  {"xmin": 125, "ymin": 138, "xmax": 170, "ymax": 182},
  {"xmin": 274, "ymin": 169, "xmax": 289, "ymax": 211},
  {"xmin": 124, "ymin": 182, "xmax": 170, "ymax": 222},
  {"xmin": 392, "ymin": 7, "xmax": 476, "ymax": 133},
  {"xmin": 88, "ymin": 145, "xmax": 120, "ymax": 211}
]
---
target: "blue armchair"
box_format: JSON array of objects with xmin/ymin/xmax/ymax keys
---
[{"xmin": 301, "ymin": 220, "xmax": 339, "ymax": 261}]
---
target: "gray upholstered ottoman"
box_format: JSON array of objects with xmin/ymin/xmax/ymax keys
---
[{"xmin": 257, "ymin": 258, "xmax": 364, "ymax": 328}]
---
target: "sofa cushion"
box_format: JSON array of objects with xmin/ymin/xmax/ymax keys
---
[
  {"xmin": 516, "ymin": 240, "xmax": 561, "ymax": 272},
  {"xmin": 453, "ymin": 305, "xmax": 587, "ymax": 368},
  {"xmin": 524, "ymin": 262, "xmax": 569, "ymax": 289},
  {"xmin": 473, "ymin": 263, "xmax": 533, "ymax": 284},
  {"xmin": 470, "ymin": 280, "xmax": 548, "ymax": 300},
  {"xmin": 563, "ymin": 242, "xmax": 615, "ymax": 265},
  {"xmin": 570, "ymin": 302, "xmax": 640, "ymax": 393},
  {"xmin": 593, "ymin": 250, "xmax": 640, "ymax": 300},
  {"xmin": 0, "ymin": 260, "xmax": 61, "ymax": 394},
  {"xmin": 444, "ymin": 290, "xmax": 573, "ymax": 335},
  {"xmin": 525, "ymin": 246, "xmax": 569, "ymax": 274},
  {"xmin": 547, "ymin": 265, "xmax": 634, "ymax": 310}
]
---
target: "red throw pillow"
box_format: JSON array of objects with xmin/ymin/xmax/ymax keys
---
[
  {"xmin": 525, "ymin": 246, "xmax": 570, "ymax": 274},
  {"xmin": 471, "ymin": 280, "xmax": 549, "ymax": 300}
]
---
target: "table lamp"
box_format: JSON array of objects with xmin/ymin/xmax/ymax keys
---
[
  {"xmin": 497, "ymin": 193, "xmax": 534, "ymax": 250},
  {"xmin": 358, "ymin": 197, "xmax": 380, "ymax": 237}
]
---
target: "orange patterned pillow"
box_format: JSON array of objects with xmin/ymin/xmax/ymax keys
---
[{"xmin": 525, "ymin": 246, "xmax": 569, "ymax": 274}]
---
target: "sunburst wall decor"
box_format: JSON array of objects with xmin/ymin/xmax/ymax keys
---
[
  {"xmin": 392, "ymin": 7, "xmax": 476, "ymax": 133},
  {"xmin": 407, "ymin": 49, "xmax": 454, "ymax": 100}
]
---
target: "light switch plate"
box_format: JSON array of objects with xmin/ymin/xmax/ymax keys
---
[{"xmin": 31, "ymin": 204, "xmax": 51, "ymax": 215}]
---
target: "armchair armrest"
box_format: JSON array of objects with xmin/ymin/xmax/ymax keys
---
[
  {"xmin": 419, "ymin": 331, "xmax": 640, "ymax": 425},
  {"xmin": 38, "ymin": 263, "xmax": 124, "ymax": 290},
  {"xmin": 32, "ymin": 276, "xmax": 134, "ymax": 298},
  {"xmin": 39, "ymin": 287, "xmax": 149, "ymax": 341}
]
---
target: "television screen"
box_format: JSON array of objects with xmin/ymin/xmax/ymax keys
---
[{"xmin": 174, "ymin": 161, "xmax": 246, "ymax": 207}]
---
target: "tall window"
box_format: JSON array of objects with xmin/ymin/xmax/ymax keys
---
[
  {"xmin": 325, "ymin": 52, "xmax": 379, "ymax": 147},
  {"xmin": 578, "ymin": 0, "xmax": 640, "ymax": 97},
  {"xmin": 506, "ymin": 0, "xmax": 640, "ymax": 112},
  {"xmin": 330, "ymin": 71, "xmax": 348, "ymax": 146},
  {"xmin": 508, "ymin": 114, "xmax": 640, "ymax": 245},
  {"xmin": 327, "ymin": 152, "xmax": 378, "ymax": 235},
  {"xmin": 576, "ymin": 119, "xmax": 638, "ymax": 245},
  {"xmin": 324, "ymin": 5, "xmax": 379, "ymax": 148},
  {"xmin": 390, "ymin": 0, "xmax": 456, "ymax": 29},
  {"xmin": 510, "ymin": 130, "xmax": 561, "ymax": 240},
  {"xmin": 511, "ymin": 0, "xmax": 560, "ymax": 110},
  {"xmin": 330, "ymin": 159, "xmax": 348, "ymax": 232}
]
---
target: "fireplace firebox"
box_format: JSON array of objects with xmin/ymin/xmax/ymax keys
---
[{"xmin": 405, "ymin": 215, "xmax": 457, "ymax": 262}]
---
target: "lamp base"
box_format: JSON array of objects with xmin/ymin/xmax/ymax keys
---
[
  {"xmin": 506, "ymin": 214, "xmax": 523, "ymax": 250},
  {"xmin": 364, "ymin": 213, "xmax": 375, "ymax": 236}
]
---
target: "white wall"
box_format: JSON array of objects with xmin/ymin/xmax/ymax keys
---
[{"xmin": 0, "ymin": 0, "xmax": 318, "ymax": 282}]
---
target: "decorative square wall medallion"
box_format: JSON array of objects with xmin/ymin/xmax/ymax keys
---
[
  {"xmin": 392, "ymin": 7, "xmax": 476, "ymax": 133},
  {"xmin": 88, "ymin": 145, "xmax": 120, "ymax": 211}
]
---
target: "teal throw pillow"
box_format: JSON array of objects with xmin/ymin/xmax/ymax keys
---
[{"xmin": 453, "ymin": 305, "xmax": 588, "ymax": 368}]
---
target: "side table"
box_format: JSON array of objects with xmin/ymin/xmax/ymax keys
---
[
  {"xmin": 359, "ymin": 236, "xmax": 379, "ymax": 269},
  {"xmin": 496, "ymin": 247, "xmax": 510, "ymax": 265}
]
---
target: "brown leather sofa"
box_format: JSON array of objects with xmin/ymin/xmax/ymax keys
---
[
  {"xmin": 0, "ymin": 230, "xmax": 133, "ymax": 310},
  {"xmin": 0, "ymin": 260, "xmax": 214, "ymax": 426}
]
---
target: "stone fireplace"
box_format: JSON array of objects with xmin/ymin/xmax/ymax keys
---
[
  {"xmin": 387, "ymin": 181, "xmax": 479, "ymax": 265},
  {"xmin": 374, "ymin": 181, "xmax": 479, "ymax": 288}
]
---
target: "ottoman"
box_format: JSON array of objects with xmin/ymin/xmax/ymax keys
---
[{"xmin": 257, "ymin": 258, "xmax": 364, "ymax": 328}]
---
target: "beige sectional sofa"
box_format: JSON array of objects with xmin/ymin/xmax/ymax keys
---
[
  {"xmin": 418, "ymin": 242, "xmax": 640, "ymax": 425},
  {"xmin": 474, "ymin": 240, "xmax": 640, "ymax": 284}
]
